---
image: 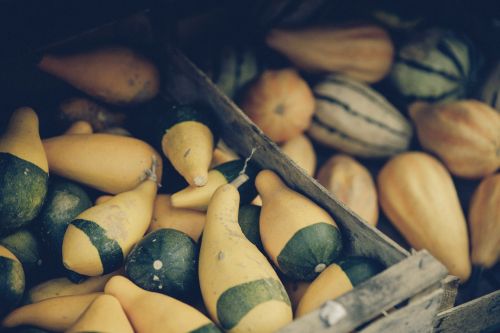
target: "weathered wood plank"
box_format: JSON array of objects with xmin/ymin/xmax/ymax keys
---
[
  {"xmin": 360, "ymin": 289, "xmax": 443, "ymax": 333},
  {"xmin": 161, "ymin": 45, "xmax": 409, "ymax": 267},
  {"xmin": 434, "ymin": 290, "xmax": 500, "ymax": 333},
  {"xmin": 277, "ymin": 251, "xmax": 447, "ymax": 333}
]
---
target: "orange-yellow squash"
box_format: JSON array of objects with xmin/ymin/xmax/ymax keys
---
[{"xmin": 280, "ymin": 134, "xmax": 316, "ymax": 176}]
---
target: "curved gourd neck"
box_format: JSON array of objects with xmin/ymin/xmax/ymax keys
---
[{"xmin": 255, "ymin": 170, "xmax": 287, "ymax": 200}]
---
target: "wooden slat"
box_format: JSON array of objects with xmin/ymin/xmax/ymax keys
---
[
  {"xmin": 161, "ymin": 45, "xmax": 410, "ymax": 267},
  {"xmin": 434, "ymin": 290, "xmax": 500, "ymax": 333},
  {"xmin": 360, "ymin": 289, "xmax": 444, "ymax": 333}
]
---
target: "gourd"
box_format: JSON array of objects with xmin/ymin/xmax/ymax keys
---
[
  {"xmin": 148, "ymin": 194, "xmax": 206, "ymax": 243},
  {"xmin": 125, "ymin": 228, "xmax": 198, "ymax": 299},
  {"xmin": 280, "ymin": 134, "xmax": 316, "ymax": 176},
  {"xmin": 65, "ymin": 294, "xmax": 134, "ymax": 333},
  {"xmin": 171, "ymin": 160, "xmax": 258, "ymax": 211},
  {"xmin": 479, "ymin": 61, "xmax": 500, "ymax": 111},
  {"xmin": 62, "ymin": 168, "xmax": 157, "ymax": 276},
  {"xmin": 38, "ymin": 46, "xmax": 160, "ymax": 105},
  {"xmin": 59, "ymin": 97, "xmax": 126, "ymax": 131},
  {"xmin": 27, "ymin": 270, "xmax": 119, "ymax": 303},
  {"xmin": 316, "ymin": 154, "xmax": 379, "ymax": 226},
  {"xmin": 64, "ymin": 121, "xmax": 93, "ymax": 135},
  {"xmin": 2, "ymin": 293, "xmax": 102, "ymax": 331},
  {"xmin": 211, "ymin": 140, "xmax": 239, "ymax": 168},
  {"xmin": 199, "ymin": 184, "xmax": 292, "ymax": 333},
  {"xmin": 256, "ymin": 170, "xmax": 343, "ymax": 281},
  {"xmin": 308, "ymin": 74, "xmax": 412, "ymax": 157},
  {"xmin": 43, "ymin": 133, "xmax": 162, "ymax": 194},
  {"xmin": 410, "ymin": 100, "xmax": 500, "ymax": 179},
  {"xmin": 238, "ymin": 204, "xmax": 263, "ymax": 250},
  {"xmin": 469, "ymin": 174, "xmax": 500, "ymax": 269},
  {"xmin": 0, "ymin": 107, "xmax": 48, "ymax": 232},
  {"xmin": 161, "ymin": 105, "xmax": 216, "ymax": 187},
  {"xmin": 378, "ymin": 152, "xmax": 471, "ymax": 282},
  {"xmin": 266, "ymin": 24, "xmax": 394, "ymax": 83},
  {"xmin": 0, "ymin": 229, "xmax": 43, "ymax": 276},
  {"xmin": 296, "ymin": 257, "xmax": 383, "ymax": 317},
  {"xmin": 283, "ymin": 279, "xmax": 310, "ymax": 312},
  {"xmin": 105, "ymin": 275, "xmax": 222, "ymax": 333},
  {"xmin": 389, "ymin": 29, "xmax": 477, "ymax": 102},
  {"xmin": 0, "ymin": 245, "xmax": 25, "ymax": 315},
  {"xmin": 240, "ymin": 69, "xmax": 315, "ymax": 143}
]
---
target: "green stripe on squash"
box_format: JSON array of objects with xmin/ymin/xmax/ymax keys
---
[
  {"xmin": 0, "ymin": 256, "xmax": 25, "ymax": 315},
  {"xmin": 0, "ymin": 153, "xmax": 48, "ymax": 233},
  {"xmin": 237, "ymin": 205, "xmax": 263, "ymax": 250},
  {"xmin": 277, "ymin": 223, "xmax": 343, "ymax": 281},
  {"xmin": 189, "ymin": 323, "xmax": 222, "ymax": 333},
  {"xmin": 70, "ymin": 219, "xmax": 124, "ymax": 275},
  {"xmin": 216, "ymin": 278, "xmax": 290, "ymax": 330}
]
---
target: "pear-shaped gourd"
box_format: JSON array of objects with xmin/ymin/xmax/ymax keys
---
[
  {"xmin": 43, "ymin": 133, "xmax": 162, "ymax": 194},
  {"xmin": 105, "ymin": 275, "xmax": 221, "ymax": 333},
  {"xmin": 65, "ymin": 294, "xmax": 134, "ymax": 333},
  {"xmin": 257, "ymin": 170, "xmax": 343, "ymax": 281},
  {"xmin": 280, "ymin": 134, "xmax": 316, "ymax": 176},
  {"xmin": 316, "ymin": 155, "xmax": 379, "ymax": 226},
  {"xmin": 161, "ymin": 105, "xmax": 216, "ymax": 187},
  {"xmin": 62, "ymin": 170, "xmax": 158, "ymax": 276},
  {"xmin": 38, "ymin": 47, "xmax": 159, "ymax": 105},
  {"xmin": 266, "ymin": 24, "xmax": 394, "ymax": 83},
  {"xmin": 0, "ymin": 107, "xmax": 48, "ymax": 232},
  {"xmin": 410, "ymin": 100, "xmax": 500, "ymax": 179},
  {"xmin": 378, "ymin": 152, "xmax": 471, "ymax": 282},
  {"xmin": 171, "ymin": 160, "xmax": 258, "ymax": 211},
  {"xmin": 469, "ymin": 174, "xmax": 500, "ymax": 269},
  {"xmin": 199, "ymin": 184, "xmax": 292, "ymax": 333},
  {"xmin": 2, "ymin": 293, "xmax": 101, "ymax": 331},
  {"xmin": 0, "ymin": 245, "xmax": 25, "ymax": 315},
  {"xmin": 148, "ymin": 194, "xmax": 206, "ymax": 242}
]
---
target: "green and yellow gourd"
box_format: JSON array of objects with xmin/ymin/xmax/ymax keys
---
[
  {"xmin": 105, "ymin": 275, "xmax": 221, "ymax": 333},
  {"xmin": 0, "ymin": 107, "xmax": 48, "ymax": 233},
  {"xmin": 171, "ymin": 159, "xmax": 258, "ymax": 211},
  {"xmin": 257, "ymin": 170, "xmax": 343, "ymax": 281},
  {"xmin": 308, "ymin": 75, "xmax": 412, "ymax": 157},
  {"xmin": 0, "ymin": 245, "xmax": 25, "ymax": 315},
  {"xmin": 125, "ymin": 228, "xmax": 198, "ymax": 299},
  {"xmin": 62, "ymin": 164, "xmax": 158, "ymax": 277},
  {"xmin": 296, "ymin": 257, "xmax": 383, "ymax": 317},
  {"xmin": 199, "ymin": 184, "xmax": 292, "ymax": 333},
  {"xmin": 0, "ymin": 229, "xmax": 43, "ymax": 277},
  {"xmin": 161, "ymin": 105, "xmax": 217, "ymax": 187},
  {"xmin": 389, "ymin": 29, "xmax": 478, "ymax": 103},
  {"xmin": 238, "ymin": 204, "xmax": 263, "ymax": 250}
]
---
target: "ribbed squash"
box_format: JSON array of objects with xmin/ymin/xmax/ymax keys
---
[
  {"xmin": 2, "ymin": 293, "xmax": 102, "ymax": 331},
  {"xmin": 0, "ymin": 107, "xmax": 48, "ymax": 232},
  {"xmin": 38, "ymin": 46, "xmax": 159, "ymax": 105},
  {"xmin": 199, "ymin": 184, "xmax": 292, "ymax": 333},
  {"xmin": 378, "ymin": 152, "xmax": 471, "ymax": 282},
  {"xmin": 66, "ymin": 294, "xmax": 134, "ymax": 333},
  {"xmin": 469, "ymin": 174, "xmax": 500, "ymax": 269},
  {"xmin": 296, "ymin": 257, "xmax": 383, "ymax": 317},
  {"xmin": 240, "ymin": 69, "xmax": 315, "ymax": 143},
  {"xmin": 308, "ymin": 75, "xmax": 412, "ymax": 157},
  {"xmin": 148, "ymin": 194, "xmax": 206, "ymax": 242},
  {"xmin": 105, "ymin": 276, "xmax": 221, "ymax": 333},
  {"xmin": 257, "ymin": 170, "xmax": 343, "ymax": 281},
  {"xmin": 43, "ymin": 133, "xmax": 162, "ymax": 194},
  {"xmin": 280, "ymin": 134, "xmax": 316, "ymax": 176},
  {"xmin": 266, "ymin": 24, "xmax": 394, "ymax": 83},
  {"xmin": 410, "ymin": 100, "xmax": 500, "ymax": 179},
  {"xmin": 479, "ymin": 61, "xmax": 500, "ymax": 111},
  {"xmin": 316, "ymin": 155, "xmax": 378, "ymax": 226},
  {"xmin": 0, "ymin": 245, "xmax": 25, "ymax": 315},
  {"xmin": 389, "ymin": 29, "xmax": 477, "ymax": 102},
  {"xmin": 59, "ymin": 97, "xmax": 126, "ymax": 131}
]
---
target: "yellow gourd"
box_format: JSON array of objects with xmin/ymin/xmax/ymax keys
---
[
  {"xmin": 104, "ymin": 275, "xmax": 220, "ymax": 333},
  {"xmin": 469, "ymin": 174, "xmax": 500, "ymax": 268},
  {"xmin": 316, "ymin": 154, "xmax": 378, "ymax": 226},
  {"xmin": 211, "ymin": 140, "xmax": 239, "ymax": 168},
  {"xmin": 64, "ymin": 121, "xmax": 93, "ymax": 135},
  {"xmin": 95, "ymin": 195, "xmax": 113, "ymax": 205},
  {"xmin": 148, "ymin": 194, "xmax": 206, "ymax": 242},
  {"xmin": 199, "ymin": 184, "xmax": 292, "ymax": 333},
  {"xmin": 39, "ymin": 47, "xmax": 160, "ymax": 105},
  {"xmin": 62, "ymin": 170, "xmax": 158, "ymax": 276},
  {"xmin": 378, "ymin": 152, "xmax": 471, "ymax": 282},
  {"xmin": 43, "ymin": 133, "xmax": 162, "ymax": 194},
  {"xmin": 280, "ymin": 134, "xmax": 316, "ymax": 176},
  {"xmin": 65, "ymin": 294, "xmax": 134, "ymax": 333},
  {"xmin": 2, "ymin": 293, "xmax": 102, "ymax": 331}
]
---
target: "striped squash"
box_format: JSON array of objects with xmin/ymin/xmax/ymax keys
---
[
  {"xmin": 479, "ymin": 61, "xmax": 500, "ymax": 111},
  {"xmin": 389, "ymin": 29, "xmax": 478, "ymax": 103},
  {"xmin": 308, "ymin": 75, "xmax": 412, "ymax": 157}
]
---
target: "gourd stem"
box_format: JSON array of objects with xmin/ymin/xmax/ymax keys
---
[{"xmin": 231, "ymin": 174, "xmax": 249, "ymax": 189}]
